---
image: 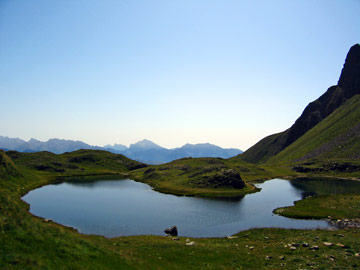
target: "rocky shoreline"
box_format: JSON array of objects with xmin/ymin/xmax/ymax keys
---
[{"xmin": 328, "ymin": 218, "xmax": 360, "ymax": 229}]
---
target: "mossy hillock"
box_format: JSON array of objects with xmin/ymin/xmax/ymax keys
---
[
  {"xmin": 132, "ymin": 157, "xmax": 258, "ymax": 197},
  {"xmin": 0, "ymin": 150, "xmax": 21, "ymax": 179},
  {"xmin": 6, "ymin": 149, "xmax": 147, "ymax": 176}
]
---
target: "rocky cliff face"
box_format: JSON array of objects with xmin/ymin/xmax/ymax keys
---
[
  {"xmin": 338, "ymin": 44, "xmax": 360, "ymax": 98},
  {"xmin": 241, "ymin": 44, "xmax": 360, "ymax": 163}
]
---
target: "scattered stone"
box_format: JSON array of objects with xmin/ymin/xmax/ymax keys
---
[
  {"xmin": 172, "ymin": 237, "xmax": 180, "ymax": 241},
  {"xmin": 302, "ymin": 243, "xmax": 309, "ymax": 247},
  {"xmin": 310, "ymin": 246, "xmax": 319, "ymax": 251},
  {"xmin": 315, "ymin": 237, "xmax": 319, "ymax": 240},
  {"xmin": 266, "ymin": 255, "xmax": 273, "ymax": 260},
  {"xmin": 164, "ymin": 226, "xmax": 178, "ymax": 236},
  {"xmin": 279, "ymin": 256, "xmax": 285, "ymax": 260},
  {"xmin": 44, "ymin": 219, "xmax": 52, "ymax": 223},
  {"xmin": 307, "ymin": 262, "xmax": 316, "ymax": 266},
  {"xmin": 336, "ymin": 243, "xmax": 345, "ymax": 248},
  {"xmin": 186, "ymin": 239, "xmax": 191, "ymax": 243},
  {"xmin": 249, "ymin": 246, "xmax": 254, "ymax": 250},
  {"xmin": 264, "ymin": 236, "xmax": 269, "ymax": 240},
  {"xmin": 291, "ymin": 243, "xmax": 299, "ymax": 247},
  {"xmin": 186, "ymin": 241, "xmax": 195, "ymax": 246},
  {"xmin": 355, "ymin": 253, "xmax": 360, "ymax": 257},
  {"xmin": 323, "ymin": 242, "xmax": 333, "ymax": 247},
  {"xmin": 338, "ymin": 234, "xmax": 345, "ymax": 237},
  {"xmin": 227, "ymin": 236, "xmax": 238, "ymax": 239},
  {"xmin": 290, "ymin": 247, "xmax": 296, "ymax": 251}
]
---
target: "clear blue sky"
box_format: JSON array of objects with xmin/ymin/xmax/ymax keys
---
[{"xmin": 0, "ymin": 0, "xmax": 359, "ymax": 150}]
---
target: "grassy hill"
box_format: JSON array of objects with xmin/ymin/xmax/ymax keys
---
[
  {"xmin": 131, "ymin": 157, "xmax": 259, "ymax": 197},
  {"xmin": 6, "ymin": 149, "xmax": 147, "ymax": 177},
  {"xmin": 0, "ymin": 150, "xmax": 21, "ymax": 179},
  {"xmin": 268, "ymin": 94, "xmax": 360, "ymax": 165}
]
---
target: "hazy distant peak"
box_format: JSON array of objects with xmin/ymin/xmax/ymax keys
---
[
  {"xmin": 180, "ymin": 143, "xmax": 221, "ymax": 149},
  {"xmin": 129, "ymin": 139, "xmax": 164, "ymax": 151},
  {"xmin": 104, "ymin": 143, "xmax": 128, "ymax": 151},
  {"xmin": 28, "ymin": 138, "xmax": 40, "ymax": 143}
]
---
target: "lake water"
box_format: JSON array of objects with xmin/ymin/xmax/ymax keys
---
[{"xmin": 22, "ymin": 177, "xmax": 360, "ymax": 238}]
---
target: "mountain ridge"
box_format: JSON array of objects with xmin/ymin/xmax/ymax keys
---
[
  {"xmin": 241, "ymin": 43, "xmax": 360, "ymax": 164},
  {"xmin": 0, "ymin": 136, "xmax": 242, "ymax": 164}
]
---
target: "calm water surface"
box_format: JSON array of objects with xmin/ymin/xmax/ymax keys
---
[{"xmin": 22, "ymin": 178, "xmax": 360, "ymax": 237}]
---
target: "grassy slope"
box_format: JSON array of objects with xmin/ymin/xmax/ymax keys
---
[
  {"xmin": 1, "ymin": 163, "xmax": 360, "ymax": 269},
  {"xmin": 6, "ymin": 149, "xmax": 147, "ymax": 177},
  {"xmin": 240, "ymin": 132, "xmax": 286, "ymax": 164},
  {"xmin": 268, "ymin": 94, "xmax": 360, "ymax": 165}
]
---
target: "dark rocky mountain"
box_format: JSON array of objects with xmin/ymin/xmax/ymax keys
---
[{"xmin": 241, "ymin": 44, "xmax": 360, "ymax": 163}]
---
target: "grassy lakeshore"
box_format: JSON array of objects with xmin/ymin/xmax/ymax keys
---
[
  {"xmin": 274, "ymin": 194, "xmax": 360, "ymax": 220},
  {"xmin": 2, "ymin": 169, "xmax": 360, "ymax": 270},
  {"xmin": 1, "ymin": 150, "xmax": 360, "ymax": 269}
]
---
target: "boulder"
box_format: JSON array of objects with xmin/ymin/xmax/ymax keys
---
[{"xmin": 164, "ymin": 226, "xmax": 178, "ymax": 236}]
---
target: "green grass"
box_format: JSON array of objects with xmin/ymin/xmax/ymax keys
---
[
  {"xmin": 268, "ymin": 94, "xmax": 360, "ymax": 165},
  {"xmin": 274, "ymin": 194, "xmax": 360, "ymax": 220},
  {"xmin": 6, "ymin": 149, "xmax": 147, "ymax": 177},
  {"xmin": 239, "ymin": 132, "xmax": 286, "ymax": 164}
]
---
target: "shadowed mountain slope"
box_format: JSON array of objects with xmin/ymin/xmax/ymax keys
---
[
  {"xmin": 241, "ymin": 44, "xmax": 360, "ymax": 163},
  {"xmin": 268, "ymin": 94, "xmax": 360, "ymax": 164}
]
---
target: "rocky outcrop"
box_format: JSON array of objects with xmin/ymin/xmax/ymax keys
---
[
  {"xmin": 197, "ymin": 169, "xmax": 245, "ymax": 189},
  {"xmin": 338, "ymin": 44, "xmax": 360, "ymax": 98}
]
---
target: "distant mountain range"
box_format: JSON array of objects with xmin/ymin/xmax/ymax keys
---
[{"xmin": 0, "ymin": 137, "xmax": 242, "ymax": 164}]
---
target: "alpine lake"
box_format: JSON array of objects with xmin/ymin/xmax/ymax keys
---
[{"xmin": 22, "ymin": 177, "xmax": 360, "ymax": 238}]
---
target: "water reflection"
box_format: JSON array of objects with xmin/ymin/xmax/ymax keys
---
[{"xmin": 22, "ymin": 177, "xmax": 360, "ymax": 238}]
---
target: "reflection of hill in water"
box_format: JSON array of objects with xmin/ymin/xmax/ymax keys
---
[{"xmin": 290, "ymin": 178, "xmax": 360, "ymax": 198}]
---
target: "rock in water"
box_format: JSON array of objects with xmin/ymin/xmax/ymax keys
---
[{"xmin": 164, "ymin": 226, "xmax": 178, "ymax": 236}]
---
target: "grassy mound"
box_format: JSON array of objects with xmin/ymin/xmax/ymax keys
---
[
  {"xmin": 6, "ymin": 149, "xmax": 147, "ymax": 176},
  {"xmin": 0, "ymin": 150, "xmax": 21, "ymax": 179}
]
